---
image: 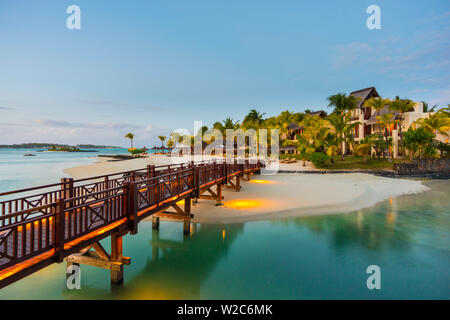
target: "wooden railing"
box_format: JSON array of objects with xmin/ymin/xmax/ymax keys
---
[{"xmin": 0, "ymin": 159, "xmax": 263, "ymax": 283}]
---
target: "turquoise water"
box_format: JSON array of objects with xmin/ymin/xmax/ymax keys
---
[
  {"xmin": 0, "ymin": 150, "xmax": 448, "ymax": 299},
  {"xmin": 0, "ymin": 177, "xmax": 448, "ymax": 299},
  {"xmin": 0, "ymin": 148, "xmax": 129, "ymax": 192}
]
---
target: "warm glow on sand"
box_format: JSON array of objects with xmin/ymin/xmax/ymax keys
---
[
  {"xmin": 249, "ymin": 179, "xmax": 276, "ymax": 184},
  {"xmin": 224, "ymin": 199, "xmax": 266, "ymax": 209}
]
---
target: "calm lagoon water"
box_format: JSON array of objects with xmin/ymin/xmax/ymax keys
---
[
  {"xmin": 0, "ymin": 150, "xmax": 448, "ymax": 299},
  {"xmin": 0, "ymin": 148, "xmax": 128, "ymax": 193}
]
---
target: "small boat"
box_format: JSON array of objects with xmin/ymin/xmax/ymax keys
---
[{"xmin": 24, "ymin": 153, "xmax": 36, "ymax": 157}]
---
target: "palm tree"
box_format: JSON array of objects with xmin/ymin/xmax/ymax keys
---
[
  {"xmin": 324, "ymin": 133, "xmax": 338, "ymax": 163},
  {"xmin": 167, "ymin": 139, "xmax": 175, "ymax": 149},
  {"xmin": 326, "ymin": 113, "xmax": 360, "ymax": 160},
  {"xmin": 376, "ymin": 113, "xmax": 398, "ymax": 161},
  {"xmin": 213, "ymin": 118, "xmax": 240, "ymax": 136},
  {"xmin": 296, "ymin": 135, "xmax": 314, "ymax": 167},
  {"xmin": 327, "ymin": 93, "xmax": 360, "ymax": 115},
  {"xmin": 327, "ymin": 93, "xmax": 360, "ymax": 158},
  {"xmin": 414, "ymin": 111, "xmax": 450, "ymax": 137},
  {"xmin": 421, "ymin": 101, "xmax": 437, "ymax": 113},
  {"xmin": 355, "ymin": 142, "xmax": 372, "ymax": 164},
  {"xmin": 364, "ymin": 97, "xmax": 391, "ymax": 134},
  {"xmin": 389, "ymin": 98, "xmax": 415, "ymax": 131},
  {"xmin": 124, "ymin": 132, "xmax": 134, "ymax": 148},
  {"xmin": 244, "ymin": 109, "xmax": 266, "ymax": 125},
  {"xmin": 158, "ymin": 135, "xmax": 167, "ymax": 148},
  {"xmin": 301, "ymin": 115, "xmax": 331, "ymax": 153},
  {"xmin": 389, "ymin": 98, "xmax": 416, "ymax": 156}
]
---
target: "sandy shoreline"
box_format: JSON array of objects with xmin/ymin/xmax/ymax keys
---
[
  {"xmin": 182, "ymin": 173, "xmax": 429, "ymax": 223},
  {"xmin": 64, "ymin": 155, "xmax": 429, "ymax": 223}
]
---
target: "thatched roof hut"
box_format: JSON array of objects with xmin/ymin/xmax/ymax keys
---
[{"xmin": 287, "ymin": 123, "xmax": 304, "ymax": 131}]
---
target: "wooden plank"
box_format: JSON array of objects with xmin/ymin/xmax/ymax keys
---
[
  {"xmin": 92, "ymin": 243, "xmax": 110, "ymax": 261},
  {"xmin": 171, "ymin": 203, "xmax": 185, "ymax": 215},
  {"xmin": 65, "ymin": 253, "xmax": 123, "ymax": 271},
  {"xmin": 153, "ymin": 212, "xmax": 193, "ymax": 221}
]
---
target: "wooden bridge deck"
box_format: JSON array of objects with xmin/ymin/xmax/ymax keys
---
[{"xmin": 0, "ymin": 159, "xmax": 262, "ymax": 288}]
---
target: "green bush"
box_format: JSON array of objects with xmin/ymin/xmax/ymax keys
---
[
  {"xmin": 308, "ymin": 152, "xmax": 330, "ymax": 168},
  {"xmin": 402, "ymin": 127, "xmax": 435, "ymax": 159},
  {"xmin": 128, "ymin": 148, "xmax": 145, "ymax": 156}
]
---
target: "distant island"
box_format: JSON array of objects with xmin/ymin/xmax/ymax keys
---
[
  {"xmin": 0, "ymin": 143, "xmax": 121, "ymax": 149},
  {"xmin": 47, "ymin": 146, "xmax": 97, "ymax": 152}
]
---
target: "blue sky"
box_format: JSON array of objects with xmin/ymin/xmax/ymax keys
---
[{"xmin": 0, "ymin": 0, "xmax": 449, "ymax": 147}]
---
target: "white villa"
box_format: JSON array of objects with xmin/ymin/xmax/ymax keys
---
[
  {"xmin": 348, "ymin": 87, "xmax": 447, "ymax": 158},
  {"xmin": 279, "ymin": 86, "xmax": 448, "ymax": 157}
]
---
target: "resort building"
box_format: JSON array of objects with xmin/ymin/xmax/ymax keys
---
[{"xmin": 348, "ymin": 86, "xmax": 443, "ymax": 158}]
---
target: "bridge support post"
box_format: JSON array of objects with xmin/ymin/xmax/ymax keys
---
[
  {"xmin": 110, "ymin": 233, "xmax": 124, "ymax": 284},
  {"xmin": 224, "ymin": 175, "xmax": 241, "ymax": 192},
  {"xmin": 183, "ymin": 197, "xmax": 191, "ymax": 234},
  {"xmin": 64, "ymin": 234, "xmax": 130, "ymax": 286},
  {"xmin": 215, "ymin": 183, "xmax": 223, "ymax": 206},
  {"xmin": 152, "ymin": 216, "xmax": 160, "ymax": 230}
]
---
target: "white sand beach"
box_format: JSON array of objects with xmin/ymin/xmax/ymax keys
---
[
  {"xmin": 188, "ymin": 173, "xmax": 429, "ymax": 223},
  {"xmin": 64, "ymin": 155, "xmax": 429, "ymax": 223}
]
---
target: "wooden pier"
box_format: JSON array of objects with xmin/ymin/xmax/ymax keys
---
[{"xmin": 0, "ymin": 159, "xmax": 263, "ymax": 288}]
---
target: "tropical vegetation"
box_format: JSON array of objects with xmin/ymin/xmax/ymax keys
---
[{"xmin": 155, "ymin": 94, "xmax": 449, "ymax": 169}]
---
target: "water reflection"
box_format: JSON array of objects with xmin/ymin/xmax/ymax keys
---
[
  {"xmin": 62, "ymin": 223, "xmax": 245, "ymax": 299},
  {"xmin": 272, "ymin": 180, "xmax": 450, "ymax": 252}
]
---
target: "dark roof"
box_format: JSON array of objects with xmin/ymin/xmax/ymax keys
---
[
  {"xmin": 365, "ymin": 105, "xmax": 399, "ymax": 125},
  {"xmin": 287, "ymin": 123, "xmax": 303, "ymax": 130},
  {"xmin": 350, "ymin": 87, "xmax": 380, "ymax": 108},
  {"xmin": 309, "ymin": 110, "xmax": 327, "ymax": 117}
]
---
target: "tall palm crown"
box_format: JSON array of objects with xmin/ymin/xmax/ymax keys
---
[
  {"xmin": 124, "ymin": 132, "xmax": 134, "ymax": 148},
  {"xmin": 158, "ymin": 135, "xmax": 167, "ymax": 147},
  {"xmin": 243, "ymin": 109, "xmax": 266, "ymax": 124},
  {"xmin": 389, "ymin": 98, "xmax": 415, "ymax": 114},
  {"xmin": 421, "ymin": 101, "xmax": 437, "ymax": 113},
  {"xmin": 363, "ymin": 97, "xmax": 391, "ymax": 113},
  {"xmin": 213, "ymin": 118, "xmax": 240, "ymax": 136},
  {"xmin": 326, "ymin": 93, "xmax": 360, "ymax": 159},
  {"xmin": 327, "ymin": 93, "xmax": 360, "ymax": 115}
]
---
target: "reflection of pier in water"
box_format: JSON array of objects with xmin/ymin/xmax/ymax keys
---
[
  {"xmin": 64, "ymin": 222, "xmax": 245, "ymax": 299},
  {"xmin": 131, "ymin": 223, "xmax": 244, "ymax": 299}
]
